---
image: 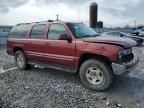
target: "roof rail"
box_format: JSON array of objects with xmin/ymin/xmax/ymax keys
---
[
  {"xmin": 16, "ymin": 23, "xmax": 30, "ymax": 26},
  {"xmin": 47, "ymin": 20, "xmax": 54, "ymax": 22},
  {"xmin": 16, "ymin": 19, "xmax": 57, "ymax": 26}
]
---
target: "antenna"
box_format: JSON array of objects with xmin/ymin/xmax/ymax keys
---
[{"xmin": 134, "ymin": 20, "xmax": 137, "ymax": 28}]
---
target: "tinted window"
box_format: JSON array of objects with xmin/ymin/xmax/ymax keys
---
[
  {"xmin": 142, "ymin": 29, "xmax": 144, "ymax": 32},
  {"xmin": 31, "ymin": 25, "xmax": 46, "ymax": 39},
  {"xmin": 107, "ymin": 32, "xmax": 120, "ymax": 36},
  {"xmin": 48, "ymin": 24, "xmax": 67, "ymax": 40},
  {"xmin": 9, "ymin": 25, "xmax": 29, "ymax": 38},
  {"xmin": 106, "ymin": 33, "xmax": 113, "ymax": 35},
  {"xmin": 114, "ymin": 32, "xmax": 123, "ymax": 36},
  {"xmin": 110, "ymin": 32, "xmax": 119, "ymax": 36}
]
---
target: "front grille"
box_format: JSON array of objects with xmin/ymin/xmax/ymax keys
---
[{"xmin": 120, "ymin": 53, "xmax": 134, "ymax": 63}]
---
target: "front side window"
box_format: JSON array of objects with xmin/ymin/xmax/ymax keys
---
[
  {"xmin": 31, "ymin": 24, "xmax": 46, "ymax": 39},
  {"xmin": 111, "ymin": 32, "xmax": 121, "ymax": 36},
  {"xmin": 48, "ymin": 24, "xmax": 67, "ymax": 40},
  {"xmin": 142, "ymin": 29, "xmax": 144, "ymax": 32},
  {"xmin": 106, "ymin": 32, "xmax": 114, "ymax": 35}
]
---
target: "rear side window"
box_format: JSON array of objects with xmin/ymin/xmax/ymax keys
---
[
  {"xmin": 9, "ymin": 25, "xmax": 29, "ymax": 38},
  {"xmin": 107, "ymin": 33, "xmax": 113, "ymax": 35},
  {"xmin": 48, "ymin": 24, "xmax": 67, "ymax": 40},
  {"xmin": 31, "ymin": 24, "xmax": 46, "ymax": 39}
]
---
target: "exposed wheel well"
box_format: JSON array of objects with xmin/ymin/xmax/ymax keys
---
[
  {"xmin": 79, "ymin": 53, "xmax": 112, "ymax": 68},
  {"xmin": 13, "ymin": 47, "xmax": 24, "ymax": 54}
]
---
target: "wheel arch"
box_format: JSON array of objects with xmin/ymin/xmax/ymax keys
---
[
  {"xmin": 78, "ymin": 53, "xmax": 112, "ymax": 68},
  {"xmin": 13, "ymin": 47, "xmax": 24, "ymax": 54}
]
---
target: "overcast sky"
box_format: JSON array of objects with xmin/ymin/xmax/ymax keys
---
[{"xmin": 0, "ymin": 0, "xmax": 143, "ymax": 27}]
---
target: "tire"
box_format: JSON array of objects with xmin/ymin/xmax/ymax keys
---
[
  {"xmin": 14, "ymin": 50, "xmax": 28, "ymax": 70},
  {"xmin": 79, "ymin": 59, "xmax": 113, "ymax": 91}
]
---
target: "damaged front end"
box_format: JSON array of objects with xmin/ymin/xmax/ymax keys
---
[{"xmin": 112, "ymin": 48, "xmax": 139, "ymax": 75}]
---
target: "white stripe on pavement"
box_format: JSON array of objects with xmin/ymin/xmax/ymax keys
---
[{"xmin": 0, "ymin": 67, "xmax": 17, "ymax": 74}]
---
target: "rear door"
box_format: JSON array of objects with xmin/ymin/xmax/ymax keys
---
[
  {"xmin": 27, "ymin": 24, "xmax": 46, "ymax": 62},
  {"xmin": 45, "ymin": 23, "xmax": 76, "ymax": 68}
]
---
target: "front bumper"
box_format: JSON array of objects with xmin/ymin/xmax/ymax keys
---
[{"xmin": 111, "ymin": 55, "xmax": 139, "ymax": 75}]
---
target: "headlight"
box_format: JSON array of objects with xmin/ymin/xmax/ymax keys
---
[
  {"xmin": 118, "ymin": 49, "xmax": 132, "ymax": 56},
  {"xmin": 118, "ymin": 49, "xmax": 133, "ymax": 62}
]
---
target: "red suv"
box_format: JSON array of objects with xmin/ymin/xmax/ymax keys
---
[{"xmin": 7, "ymin": 20, "xmax": 139, "ymax": 91}]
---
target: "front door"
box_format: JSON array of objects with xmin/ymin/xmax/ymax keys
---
[{"xmin": 45, "ymin": 23, "xmax": 76, "ymax": 68}]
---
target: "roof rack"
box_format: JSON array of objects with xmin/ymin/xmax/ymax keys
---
[
  {"xmin": 47, "ymin": 20, "xmax": 54, "ymax": 22},
  {"xmin": 16, "ymin": 23, "xmax": 30, "ymax": 26},
  {"xmin": 16, "ymin": 19, "xmax": 59, "ymax": 26}
]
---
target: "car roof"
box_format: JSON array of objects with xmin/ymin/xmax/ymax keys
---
[
  {"xmin": 16, "ymin": 20, "xmax": 80, "ymax": 26},
  {"xmin": 16, "ymin": 20, "xmax": 69, "ymax": 26}
]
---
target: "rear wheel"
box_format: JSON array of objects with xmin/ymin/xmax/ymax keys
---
[
  {"xmin": 14, "ymin": 50, "xmax": 28, "ymax": 70},
  {"xmin": 79, "ymin": 59, "xmax": 113, "ymax": 91}
]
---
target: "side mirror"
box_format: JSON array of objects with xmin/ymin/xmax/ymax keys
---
[{"xmin": 59, "ymin": 33, "xmax": 72, "ymax": 42}]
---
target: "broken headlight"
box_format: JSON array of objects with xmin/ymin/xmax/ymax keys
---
[{"xmin": 118, "ymin": 49, "xmax": 134, "ymax": 63}]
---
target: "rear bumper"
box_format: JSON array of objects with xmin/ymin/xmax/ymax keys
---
[
  {"xmin": 111, "ymin": 55, "xmax": 139, "ymax": 75},
  {"xmin": 7, "ymin": 47, "xmax": 13, "ymax": 55}
]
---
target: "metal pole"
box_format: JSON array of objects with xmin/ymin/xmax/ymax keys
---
[
  {"xmin": 134, "ymin": 20, "xmax": 136, "ymax": 28},
  {"xmin": 56, "ymin": 14, "xmax": 59, "ymax": 21}
]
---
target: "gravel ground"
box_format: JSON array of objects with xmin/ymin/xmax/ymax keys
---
[{"xmin": 0, "ymin": 45, "xmax": 144, "ymax": 108}]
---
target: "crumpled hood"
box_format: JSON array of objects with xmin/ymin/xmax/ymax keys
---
[{"xmin": 82, "ymin": 36, "xmax": 137, "ymax": 48}]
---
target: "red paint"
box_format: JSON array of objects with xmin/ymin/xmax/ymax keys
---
[{"xmin": 7, "ymin": 21, "xmax": 136, "ymax": 70}]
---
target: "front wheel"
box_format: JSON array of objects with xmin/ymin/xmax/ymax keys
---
[
  {"xmin": 14, "ymin": 50, "xmax": 28, "ymax": 70},
  {"xmin": 79, "ymin": 59, "xmax": 113, "ymax": 91}
]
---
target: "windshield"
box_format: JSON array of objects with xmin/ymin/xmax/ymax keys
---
[
  {"xmin": 68, "ymin": 23, "xmax": 98, "ymax": 38},
  {"xmin": 134, "ymin": 29, "xmax": 141, "ymax": 32},
  {"xmin": 120, "ymin": 32, "xmax": 131, "ymax": 37}
]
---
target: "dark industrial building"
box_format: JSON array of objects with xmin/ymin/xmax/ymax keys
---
[
  {"xmin": 89, "ymin": 2, "xmax": 104, "ymax": 28},
  {"xmin": 97, "ymin": 21, "xmax": 103, "ymax": 28},
  {"xmin": 90, "ymin": 2, "xmax": 98, "ymax": 28}
]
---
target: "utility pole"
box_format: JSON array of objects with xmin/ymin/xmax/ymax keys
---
[
  {"xmin": 134, "ymin": 20, "xmax": 137, "ymax": 28},
  {"xmin": 56, "ymin": 14, "xmax": 59, "ymax": 21},
  {"xmin": 78, "ymin": 8, "xmax": 80, "ymax": 23}
]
